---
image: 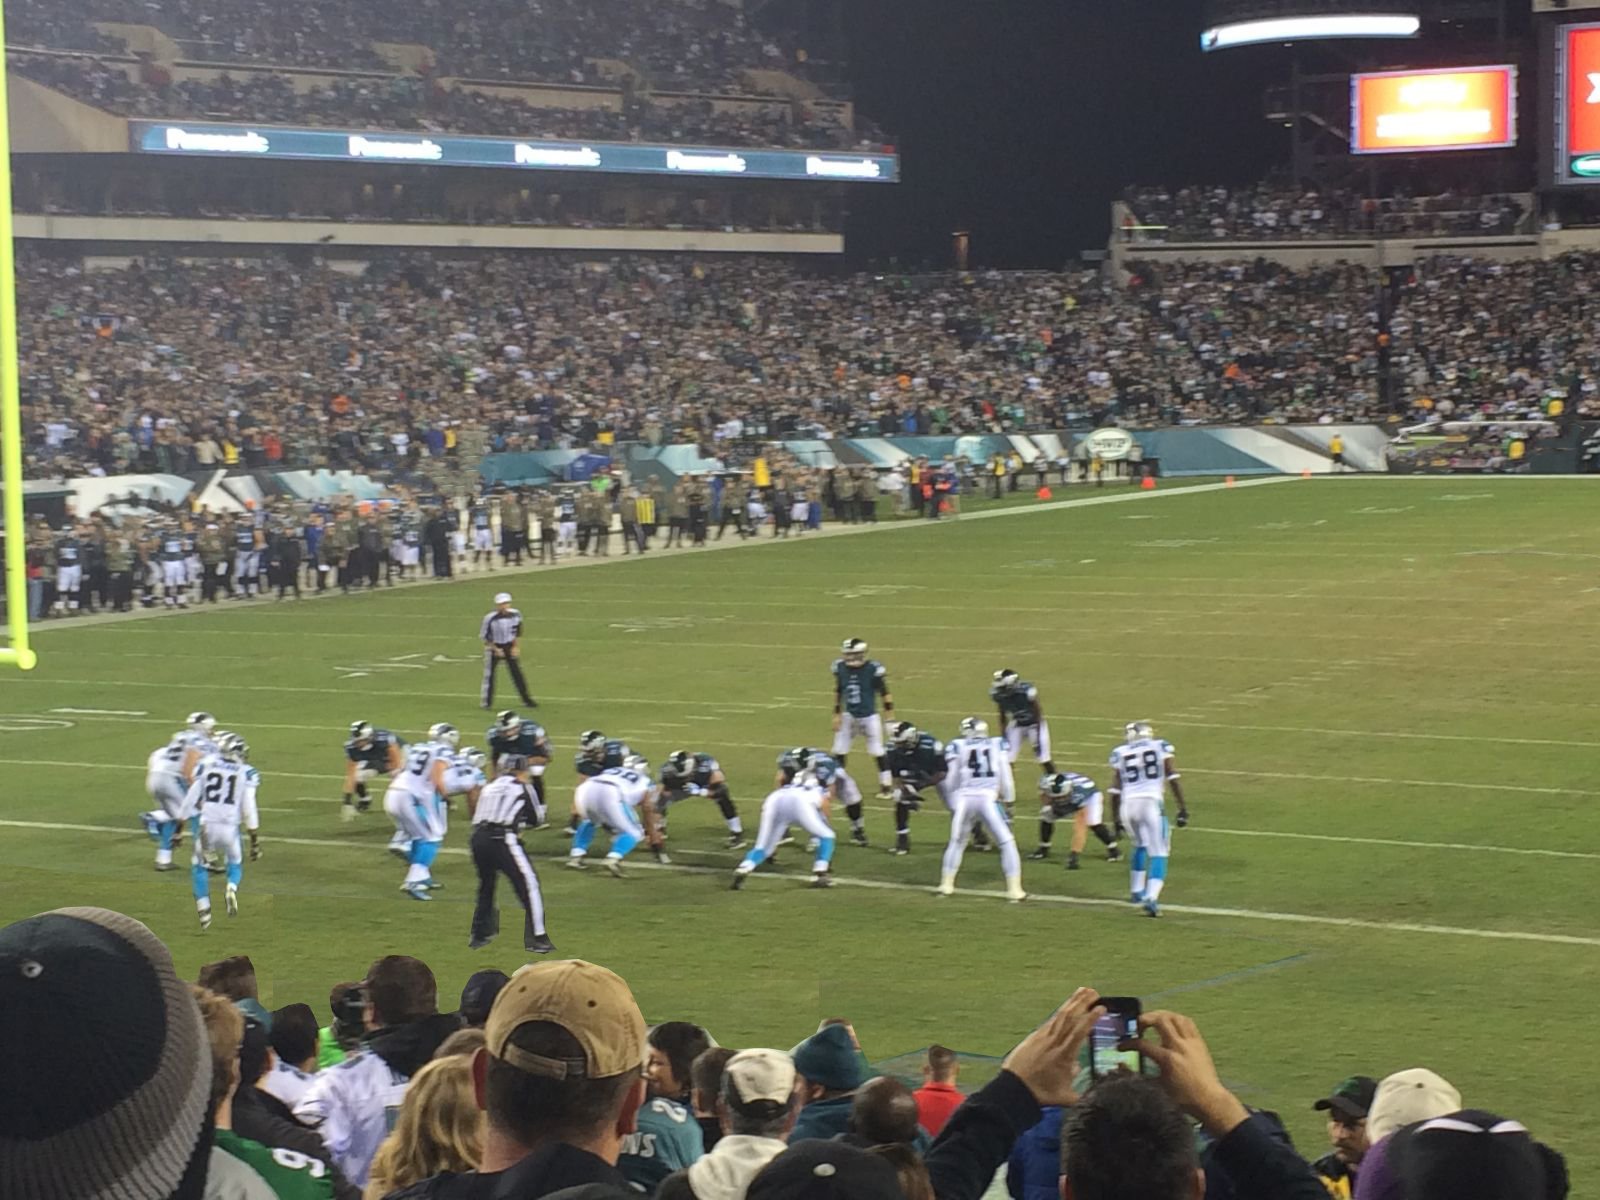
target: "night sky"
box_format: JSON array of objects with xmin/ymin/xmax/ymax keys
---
[{"xmin": 840, "ymin": 0, "xmax": 1286, "ymax": 269}]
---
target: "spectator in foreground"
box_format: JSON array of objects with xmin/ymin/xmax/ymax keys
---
[
  {"xmin": 689, "ymin": 1047, "xmax": 740, "ymax": 1152},
  {"xmin": 1383, "ymin": 1110, "xmax": 1566, "ymax": 1199},
  {"xmin": 657, "ymin": 1048, "xmax": 800, "ymax": 1200},
  {"xmin": 457, "ymin": 970, "xmax": 509, "ymax": 1029},
  {"xmin": 913, "ymin": 1045, "xmax": 963, "ymax": 1137},
  {"xmin": 1311, "ymin": 1076, "xmax": 1376, "ymax": 1198},
  {"xmin": 746, "ymin": 1140, "xmax": 902, "ymax": 1200},
  {"xmin": 294, "ymin": 957, "xmax": 462, "ymax": 1188},
  {"xmin": 192, "ymin": 984, "xmax": 336, "ymax": 1199},
  {"xmin": 621, "ymin": 1021, "xmax": 711, "ymax": 1189},
  {"xmin": 789, "ymin": 1024, "xmax": 865, "ymax": 1141},
  {"xmin": 264, "ymin": 1003, "xmax": 322, "ymax": 1110},
  {"xmin": 319, "ymin": 982, "xmax": 363, "ymax": 1068},
  {"xmin": 1352, "ymin": 1069, "xmax": 1462, "ymax": 1200},
  {"xmin": 388, "ymin": 958, "xmax": 648, "ymax": 1200},
  {"xmin": 872, "ymin": 1143, "xmax": 935, "ymax": 1200},
  {"xmin": 846, "ymin": 1077, "xmax": 925, "ymax": 1150},
  {"xmin": 0, "ymin": 907, "xmax": 213, "ymax": 1200},
  {"xmin": 364, "ymin": 1056, "xmax": 483, "ymax": 1200},
  {"xmin": 198, "ymin": 955, "xmax": 273, "ymax": 1030}
]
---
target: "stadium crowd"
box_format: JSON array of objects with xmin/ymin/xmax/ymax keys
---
[
  {"xmin": 5, "ymin": 0, "xmax": 832, "ymax": 96},
  {"xmin": 0, "ymin": 911, "xmax": 1570, "ymax": 1200},
  {"xmin": 17, "ymin": 251, "xmax": 1600, "ymax": 483},
  {"xmin": 8, "ymin": 54, "xmax": 880, "ymax": 152},
  {"xmin": 1121, "ymin": 184, "xmax": 1528, "ymax": 241}
]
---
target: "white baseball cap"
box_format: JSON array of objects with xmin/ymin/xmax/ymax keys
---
[
  {"xmin": 1368, "ymin": 1068, "xmax": 1462, "ymax": 1142},
  {"xmin": 494, "ymin": 592, "xmax": 513, "ymax": 605},
  {"xmin": 724, "ymin": 1048, "xmax": 797, "ymax": 1106}
]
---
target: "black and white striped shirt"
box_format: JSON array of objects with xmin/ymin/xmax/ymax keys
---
[
  {"xmin": 480, "ymin": 608, "xmax": 523, "ymax": 647},
  {"xmin": 473, "ymin": 776, "xmax": 536, "ymax": 828}
]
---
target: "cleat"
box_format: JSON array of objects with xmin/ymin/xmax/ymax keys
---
[
  {"xmin": 1143, "ymin": 899, "xmax": 1161, "ymax": 918},
  {"xmin": 725, "ymin": 834, "xmax": 748, "ymax": 850},
  {"xmin": 776, "ymin": 835, "xmax": 795, "ymax": 848},
  {"xmin": 811, "ymin": 871, "xmax": 834, "ymax": 889},
  {"xmin": 936, "ymin": 882, "xmax": 954, "ymax": 897},
  {"xmin": 606, "ymin": 859, "xmax": 626, "ymax": 878},
  {"xmin": 403, "ymin": 883, "xmax": 434, "ymax": 902},
  {"xmin": 205, "ymin": 859, "xmax": 227, "ymax": 875},
  {"xmin": 564, "ymin": 857, "xmax": 587, "ymax": 870},
  {"xmin": 527, "ymin": 934, "xmax": 555, "ymax": 955},
  {"xmin": 1008, "ymin": 891, "xmax": 1029, "ymax": 904},
  {"xmin": 850, "ymin": 829, "xmax": 870, "ymax": 848},
  {"xmin": 731, "ymin": 871, "xmax": 749, "ymax": 891},
  {"xmin": 422, "ymin": 877, "xmax": 444, "ymax": 890},
  {"xmin": 198, "ymin": 908, "xmax": 212, "ymax": 930},
  {"xmin": 889, "ymin": 846, "xmax": 909, "ymax": 857},
  {"xmin": 875, "ymin": 788, "xmax": 897, "ymax": 803},
  {"xmin": 225, "ymin": 884, "xmax": 238, "ymax": 917},
  {"xmin": 141, "ymin": 814, "xmax": 160, "ymax": 842},
  {"xmin": 1130, "ymin": 892, "xmax": 1145, "ymax": 905},
  {"xmin": 1106, "ymin": 845, "xmax": 1123, "ymax": 863},
  {"xmin": 469, "ymin": 936, "xmax": 492, "ymax": 950},
  {"xmin": 1026, "ymin": 847, "xmax": 1050, "ymax": 861},
  {"xmin": 356, "ymin": 798, "xmax": 371, "ymax": 813},
  {"xmin": 562, "ymin": 826, "xmax": 576, "ymax": 839},
  {"xmin": 341, "ymin": 804, "xmax": 356, "ymax": 824},
  {"xmin": 388, "ymin": 845, "xmax": 410, "ymax": 861},
  {"xmin": 155, "ymin": 861, "xmax": 174, "ymax": 872},
  {"xmin": 1066, "ymin": 852, "xmax": 1080, "ymax": 871}
]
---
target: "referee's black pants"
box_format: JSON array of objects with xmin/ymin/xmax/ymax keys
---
[
  {"xmin": 470, "ymin": 824, "xmax": 547, "ymax": 948},
  {"xmin": 482, "ymin": 646, "xmax": 536, "ymax": 708}
]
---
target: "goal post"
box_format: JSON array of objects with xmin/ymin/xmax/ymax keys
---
[{"xmin": 0, "ymin": 24, "xmax": 37, "ymax": 671}]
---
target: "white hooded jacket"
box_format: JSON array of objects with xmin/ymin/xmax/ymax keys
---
[{"xmin": 681, "ymin": 1135, "xmax": 788, "ymax": 1200}]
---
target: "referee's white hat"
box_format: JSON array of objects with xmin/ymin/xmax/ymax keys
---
[{"xmin": 494, "ymin": 592, "xmax": 513, "ymax": 605}]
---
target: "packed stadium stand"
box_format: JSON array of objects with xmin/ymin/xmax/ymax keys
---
[{"xmin": 17, "ymin": 250, "xmax": 1596, "ymax": 480}]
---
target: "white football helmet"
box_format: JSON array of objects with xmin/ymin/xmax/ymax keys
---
[
  {"xmin": 188, "ymin": 711, "xmax": 217, "ymax": 735},
  {"xmin": 623, "ymin": 754, "xmax": 651, "ymax": 775},
  {"xmin": 959, "ymin": 717, "xmax": 989, "ymax": 739},
  {"xmin": 992, "ymin": 669, "xmax": 1020, "ymax": 691},
  {"xmin": 464, "ymin": 748, "xmax": 488, "ymax": 773},
  {"xmin": 219, "ymin": 733, "xmax": 248, "ymax": 763},
  {"xmin": 841, "ymin": 637, "xmax": 868, "ymax": 666},
  {"xmin": 429, "ymin": 723, "xmax": 460, "ymax": 750},
  {"xmin": 1125, "ymin": 721, "xmax": 1154, "ymax": 741}
]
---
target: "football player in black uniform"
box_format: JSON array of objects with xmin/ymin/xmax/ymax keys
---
[
  {"xmin": 991, "ymin": 669, "xmax": 1055, "ymax": 775},
  {"xmin": 884, "ymin": 722, "xmax": 948, "ymax": 856},
  {"xmin": 341, "ymin": 720, "xmax": 405, "ymax": 822},
  {"xmin": 658, "ymin": 751, "xmax": 746, "ymax": 849},
  {"xmin": 1032, "ymin": 772, "xmax": 1121, "ymax": 868},
  {"xmin": 487, "ymin": 710, "xmax": 553, "ymax": 815}
]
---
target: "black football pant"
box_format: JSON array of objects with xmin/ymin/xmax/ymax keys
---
[
  {"xmin": 482, "ymin": 649, "xmax": 536, "ymax": 708},
  {"xmin": 470, "ymin": 825, "xmax": 547, "ymax": 948}
]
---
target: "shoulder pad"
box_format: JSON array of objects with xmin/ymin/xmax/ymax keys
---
[
  {"xmin": 1162, "ymin": 741, "xmax": 1175, "ymax": 754},
  {"xmin": 1025, "ymin": 685, "xmax": 1039, "ymax": 701},
  {"xmin": 872, "ymin": 662, "xmax": 887, "ymax": 677},
  {"xmin": 830, "ymin": 658, "xmax": 844, "ymax": 671}
]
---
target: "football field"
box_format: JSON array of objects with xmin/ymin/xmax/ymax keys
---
[{"xmin": 2, "ymin": 476, "xmax": 1597, "ymax": 1174}]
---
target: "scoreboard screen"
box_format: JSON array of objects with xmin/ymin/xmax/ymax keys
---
[
  {"xmin": 1350, "ymin": 66, "xmax": 1517, "ymax": 154},
  {"xmin": 1559, "ymin": 23, "xmax": 1600, "ymax": 180}
]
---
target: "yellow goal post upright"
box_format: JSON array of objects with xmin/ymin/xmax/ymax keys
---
[{"xmin": 0, "ymin": 22, "xmax": 37, "ymax": 672}]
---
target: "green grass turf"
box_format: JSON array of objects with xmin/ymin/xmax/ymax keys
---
[{"xmin": 2, "ymin": 476, "xmax": 1597, "ymax": 1177}]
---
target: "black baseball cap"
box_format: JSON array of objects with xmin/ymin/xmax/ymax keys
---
[
  {"xmin": 1314, "ymin": 1075, "xmax": 1378, "ymax": 1122},
  {"xmin": 748, "ymin": 1141, "xmax": 903, "ymax": 1200},
  {"xmin": 460, "ymin": 969, "xmax": 511, "ymax": 1027}
]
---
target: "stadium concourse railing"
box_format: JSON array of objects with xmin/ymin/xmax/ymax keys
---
[{"xmin": 1103, "ymin": 200, "xmax": 1589, "ymax": 270}]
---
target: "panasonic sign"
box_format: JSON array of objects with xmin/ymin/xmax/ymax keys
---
[
  {"xmin": 164, "ymin": 127, "xmax": 270, "ymax": 154},
  {"xmin": 805, "ymin": 156, "xmax": 883, "ymax": 179},
  {"xmin": 1200, "ymin": 13, "xmax": 1420, "ymax": 51},
  {"xmin": 347, "ymin": 136, "xmax": 444, "ymax": 161},
  {"xmin": 665, "ymin": 150, "xmax": 748, "ymax": 173},
  {"xmin": 514, "ymin": 144, "xmax": 602, "ymax": 168}
]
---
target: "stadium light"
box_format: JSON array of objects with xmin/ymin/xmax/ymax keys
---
[
  {"xmin": 1200, "ymin": 13, "xmax": 1421, "ymax": 51},
  {"xmin": 0, "ymin": 1, "xmax": 36, "ymax": 672}
]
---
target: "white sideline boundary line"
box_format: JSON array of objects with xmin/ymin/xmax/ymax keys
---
[
  {"xmin": 3, "ymin": 477, "xmax": 1286, "ymax": 642},
  {"xmin": 1, "ymin": 817, "xmax": 1595, "ymax": 948},
  {"xmin": 0, "ymin": 754, "xmax": 1588, "ymax": 801}
]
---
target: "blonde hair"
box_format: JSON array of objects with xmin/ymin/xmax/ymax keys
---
[
  {"xmin": 363, "ymin": 1055, "xmax": 483, "ymax": 1200},
  {"xmin": 189, "ymin": 984, "xmax": 244, "ymax": 1116}
]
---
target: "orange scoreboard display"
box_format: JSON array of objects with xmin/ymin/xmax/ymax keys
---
[
  {"xmin": 1561, "ymin": 24, "xmax": 1600, "ymax": 180},
  {"xmin": 1351, "ymin": 66, "xmax": 1517, "ymax": 155}
]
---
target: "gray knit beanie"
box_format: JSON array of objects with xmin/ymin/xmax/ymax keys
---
[{"xmin": 0, "ymin": 907, "xmax": 212, "ymax": 1200}]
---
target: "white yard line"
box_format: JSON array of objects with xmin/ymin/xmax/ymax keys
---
[
  {"xmin": 0, "ymin": 759, "xmax": 1587, "ymax": 856},
  {"xmin": 1, "ymin": 816, "xmax": 1594, "ymax": 949}
]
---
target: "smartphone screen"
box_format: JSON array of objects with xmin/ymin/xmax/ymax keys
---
[{"xmin": 1090, "ymin": 1005, "xmax": 1142, "ymax": 1079}]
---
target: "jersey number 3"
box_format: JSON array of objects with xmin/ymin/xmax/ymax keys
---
[{"xmin": 408, "ymin": 747, "xmax": 432, "ymax": 776}]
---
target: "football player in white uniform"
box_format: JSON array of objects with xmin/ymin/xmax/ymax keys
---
[
  {"xmin": 939, "ymin": 718, "xmax": 1025, "ymax": 902},
  {"xmin": 568, "ymin": 755, "xmax": 666, "ymax": 876},
  {"xmin": 384, "ymin": 727, "xmax": 453, "ymax": 901},
  {"xmin": 1107, "ymin": 721, "xmax": 1189, "ymax": 918},
  {"xmin": 1029, "ymin": 772, "xmax": 1121, "ymax": 869},
  {"xmin": 181, "ymin": 733, "xmax": 261, "ymax": 929},
  {"xmin": 143, "ymin": 711, "xmax": 217, "ymax": 869},
  {"xmin": 731, "ymin": 770, "xmax": 837, "ymax": 890}
]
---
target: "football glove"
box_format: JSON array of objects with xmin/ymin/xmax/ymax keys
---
[
  {"xmin": 1176, "ymin": 810, "xmax": 1190, "ymax": 829},
  {"xmin": 249, "ymin": 835, "xmax": 262, "ymax": 861}
]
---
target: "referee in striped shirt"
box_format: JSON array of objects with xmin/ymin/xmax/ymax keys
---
[
  {"xmin": 469, "ymin": 754, "xmax": 554, "ymax": 954},
  {"xmin": 480, "ymin": 591, "xmax": 538, "ymax": 709}
]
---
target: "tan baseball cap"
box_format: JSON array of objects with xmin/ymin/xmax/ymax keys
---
[
  {"xmin": 485, "ymin": 960, "xmax": 646, "ymax": 1080},
  {"xmin": 1368, "ymin": 1068, "xmax": 1462, "ymax": 1142}
]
